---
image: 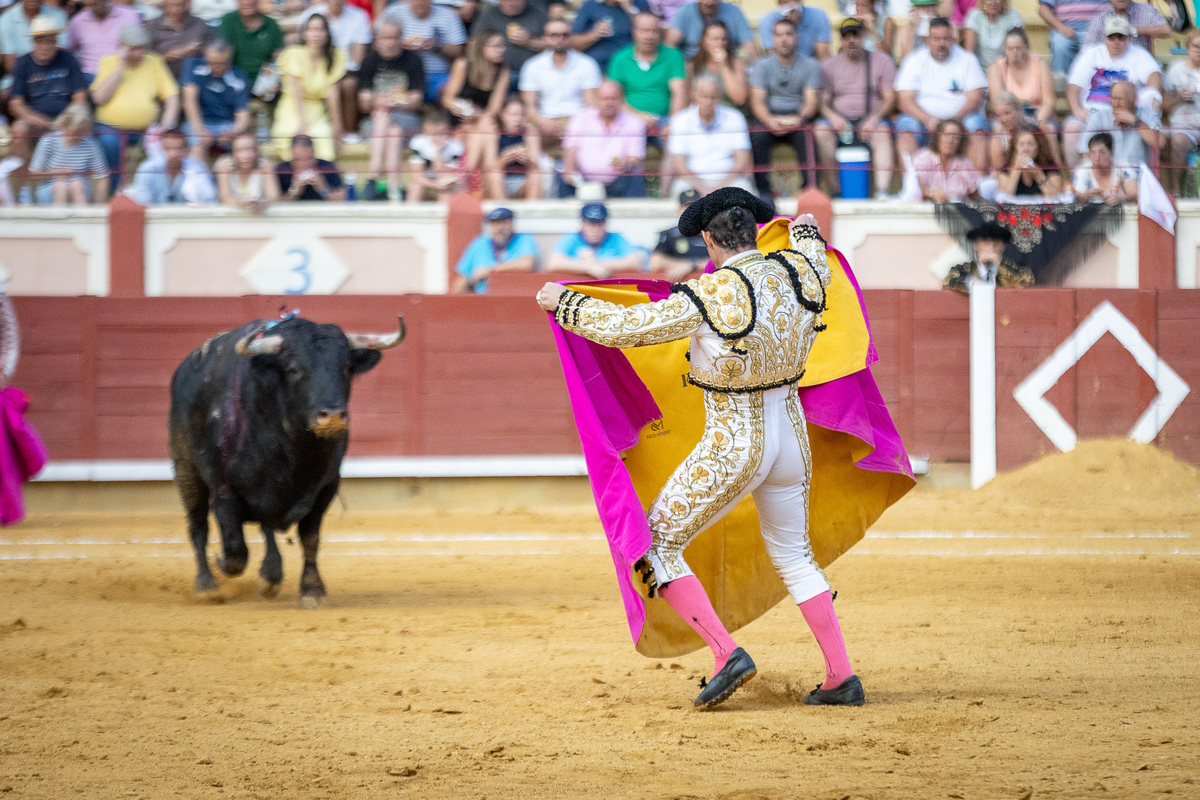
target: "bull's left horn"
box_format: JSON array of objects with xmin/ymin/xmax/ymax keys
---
[
  {"xmin": 234, "ymin": 331, "xmax": 284, "ymax": 356},
  {"xmin": 345, "ymin": 315, "xmax": 407, "ymax": 350}
]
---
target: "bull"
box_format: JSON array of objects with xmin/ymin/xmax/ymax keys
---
[{"xmin": 168, "ymin": 315, "xmax": 404, "ymax": 607}]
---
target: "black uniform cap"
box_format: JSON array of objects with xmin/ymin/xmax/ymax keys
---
[
  {"xmin": 965, "ymin": 222, "xmax": 1012, "ymax": 243},
  {"xmin": 677, "ymin": 187, "xmax": 775, "ymax": 238}
]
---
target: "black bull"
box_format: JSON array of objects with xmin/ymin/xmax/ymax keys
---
[{"xmin": 168, "ymin": 317, "xmax": 404, "ymax": 606}]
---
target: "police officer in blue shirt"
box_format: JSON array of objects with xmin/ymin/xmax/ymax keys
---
[
  {"xmin": 453, "ymin": 207, "xmax": 542, "ymax": 293},
  {"xmin": 547, "ymin": 202, "xmax": 644, "ymax": 278}
]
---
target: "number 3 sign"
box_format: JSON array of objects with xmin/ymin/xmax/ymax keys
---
[{"xmin": 240, "ymin": 234, "xmax": 350, "ymax": 295}]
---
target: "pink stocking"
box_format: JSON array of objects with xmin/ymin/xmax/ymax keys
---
[
  {"xmin": 798, "ymin": 590, "xmax": 854, "ymax": 689},
  {"xmin": 659, "ymin": 575, "xmax": 738, "ymax": 677}
]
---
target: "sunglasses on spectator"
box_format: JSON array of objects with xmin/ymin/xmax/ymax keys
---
[{"xmin": 1106, "ymin": 33, "xmax": 1128, "ymax": 39}]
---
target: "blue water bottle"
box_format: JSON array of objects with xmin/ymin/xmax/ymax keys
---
[{"xmin": 346, "ymin": 173, "xmax": 357, "ymax": 202}]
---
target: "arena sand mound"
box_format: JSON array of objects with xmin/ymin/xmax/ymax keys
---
[{"xmin": 877, "ymin": 438, "xmax": 1200, "ymax": 533}]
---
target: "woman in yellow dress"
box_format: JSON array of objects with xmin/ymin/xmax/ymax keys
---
[{"xmin": 271, "ymin": 14, "xmax": 347, "ymax": 162}]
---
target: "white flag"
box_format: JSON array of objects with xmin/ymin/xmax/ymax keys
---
[
  {"xmin": 899, "ymin": 152, "xmax": 923, "ymax": 202},
  {"xmin": 1138, "ymin": 162, "xmax": 1176, "ymax": 234}
]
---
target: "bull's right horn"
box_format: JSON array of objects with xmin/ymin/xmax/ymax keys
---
[
  {"xmin": 345, "ymin": 315, "xmax": 406, "ymax": 350},
  {"xmin": 234, "ymin": 331, "xmax": 284, "ymax": 356}
]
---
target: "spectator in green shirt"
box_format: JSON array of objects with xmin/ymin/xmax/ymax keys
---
[
  {"xmin": 606, "ymin": 12, "xmax": 687, "ymax": 128},
  {"xmin": 217, "ymin": 0, "xmax": 284, "ymax": 89},
  {"xmin": 606, "ymin": 12, "xmax": 687, "ymax": 197}
]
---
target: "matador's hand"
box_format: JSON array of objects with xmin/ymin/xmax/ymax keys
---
[
  {"xmin": 790, "ymin": 213, "xmax": 820, "ymax": 236},
  {"xmin": 536, "ymin": 282, "xmax": 567, "ymax": 312}
]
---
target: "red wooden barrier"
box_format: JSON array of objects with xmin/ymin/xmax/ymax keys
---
[{"xmin": 8, "ymin": 290, "xmax": 1200, "ymax": 470}]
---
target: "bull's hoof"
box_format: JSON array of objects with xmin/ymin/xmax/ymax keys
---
[
  {"xmin": 299, "ymin": 593, "xmax": 326, "ymax": 610},
  {"xmin": 194, "ymin": 574, "xmax": 220, "ymax": 602},
  {"xmin": 216, "ymin": 555, "xmax": 247, "ymax": 577},
  {"xmin": 257, "ymin": 577, "xmax": 281, "ymax": 599}
]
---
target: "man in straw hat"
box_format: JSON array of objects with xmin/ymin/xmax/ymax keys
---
[
  {"xmin": 6, "ymin": 14, "xmax": 87, "ymax": 202},
  {"xmin": 536, "ymin": 187, "xmax": 867, "ymax": 709},
  {"xmin": 1, "ymin": 0, "xmax": 67, "ymax": 87}
]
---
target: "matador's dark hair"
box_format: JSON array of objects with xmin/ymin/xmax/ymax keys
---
[{"xmin": 705, "ymin": 206, "xmax": 758, "ymax": 252}]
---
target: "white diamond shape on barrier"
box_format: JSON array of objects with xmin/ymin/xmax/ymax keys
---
[{"xmin": 1012, "ymin": 300, "xmax": 1191, "ymax": 453}]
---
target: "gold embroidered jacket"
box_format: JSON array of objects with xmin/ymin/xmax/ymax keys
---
[{"xmin": 555, "ymin": 224, "xmax": 830, "ymax": 393}]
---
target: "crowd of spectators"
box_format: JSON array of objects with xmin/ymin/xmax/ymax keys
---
[{"xmin": 0, "ymin": 0, "xmax": 1194, "ymax": 210}]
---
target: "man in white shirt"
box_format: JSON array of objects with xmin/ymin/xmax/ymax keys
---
[
  {"xmin": 1064, "ymin": 15, "xmax": 1162, "ymax": 167},
  {"xmin": 381, "ymin": 0, "xmax": 466, "ymax": 102},
  {"xmin": 894, "ymin": 16, "xmax": 988, "ymax": 170},
  {"xmin": 518, "ymin": 17, "xmax": 601, "ymax": 139},
  {"xmin": 298, "ymin": 0, "xmax": 372, "ymax": 135},
  {"xmin": 666, "ymin": 74, "xmax": 753, "ymax": 197}
]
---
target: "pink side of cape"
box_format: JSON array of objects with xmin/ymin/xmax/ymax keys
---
[{"xmin": 0, "ymin": 387, "xmax": 48, "ymax": 526}]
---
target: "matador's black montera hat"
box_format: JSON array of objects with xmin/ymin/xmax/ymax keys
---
[{"xmin": 677, "ymin": 187, "xmax": 775, "ymax": 238}]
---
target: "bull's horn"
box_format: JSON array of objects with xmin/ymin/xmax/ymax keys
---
[
  {"xmin": 234, "ymin": 331, "xmax": 284, "ymax": 356},
  {"xmin": 345, "ymin": 315, "xmax": 406, "ymax": 350}
]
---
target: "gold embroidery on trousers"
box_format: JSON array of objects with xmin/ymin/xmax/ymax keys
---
[{"xmin": 644, "ymin": 391, "xmax": 766, "ymax": 583}]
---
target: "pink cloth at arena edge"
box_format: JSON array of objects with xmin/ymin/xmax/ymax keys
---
[{"xmin": 0, "ymin": 387, "xmax": 48, "ymax": 526}]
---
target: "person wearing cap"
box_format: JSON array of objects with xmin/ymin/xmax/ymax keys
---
[
  {"xmin": 547, "ymin": 202, "xmax": 643, "ymax": 277},
  {"xmin": 813, "ymin": 16, "xmax": 896, "ymax": 198},
  {"xmin": 90, "ymin": 24, "xmax": 181, "ymax": 189},
  {"xmin": 757, "ymin": 0, "xmax": 830, "ymax": 59},
  {"xmin": 6, "ymin": 14, "xmax": 86, "ymax": 201},
  {"xmin": 1063, "ymin": 15, "xmax": 1162, "ymax": 168},
  {"xmin": 1080, "ymin": 0, "xmax": 1170, "ymax": 52},
  {"xmin": 536, "ymin": 189, "xmax": 866, "ymax": 710},
  {"xmin": 452, "ymin": 207, "xmax": 542, "ymax": 293},
  {"xmin": 894, "ymin": 16, "xmax": 989, "ymax": 173},
  {"xmin": 748, "ymin": 17, "xmax": 821, "ymax": 198},
  {"xmin": 648, "ymin": 187, "xmax": 708, "ymax": 279},
  {"xmin": 558, "ymin": 79, "xmax": 647, "ymax": 199},
  {"xmin": 67, "ymin": 0, "xmax": 141, "ymax": 80},
  {"xmin": 0, "ymin": 0, "xmax": 67, "ymax": 90},
  {"xmin": 144, "ymin": 0, "xmax": 213, "ymax": 81},
  {"xmin": 943, "ymin": 222, "xmax": 1034, "ymax": 294}
]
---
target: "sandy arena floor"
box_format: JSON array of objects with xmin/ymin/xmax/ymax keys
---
[{"xmin": 2, "ymin": 441, "xmax": 1199, "ymax": 799}]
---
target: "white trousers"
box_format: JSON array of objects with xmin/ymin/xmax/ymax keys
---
[{"xmin": 641, "ymin": 385, "xmax": 830, "ymax": 605}]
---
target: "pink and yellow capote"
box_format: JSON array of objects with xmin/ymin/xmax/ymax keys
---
[{"xmin": 549, "ymin": 218, "xmax": 915, "ymax": 657}]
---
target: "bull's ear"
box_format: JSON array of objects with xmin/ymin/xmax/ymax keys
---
[{"xmin": 349, "ymin": 348, "xmax": 383, "ymax": 375}]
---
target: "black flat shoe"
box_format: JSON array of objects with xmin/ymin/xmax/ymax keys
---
[
  {"xmin": 803, "ymin": 674, "xmax": 865, "ymax": 706},
  {"xmin": 694, "ymin": 647, "xmax": 757, "ymax": 709}
]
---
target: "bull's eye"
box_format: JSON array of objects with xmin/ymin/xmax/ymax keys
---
[{"xmin": 285, "ymin": 364, "xmax": 305, "ymax": 382}]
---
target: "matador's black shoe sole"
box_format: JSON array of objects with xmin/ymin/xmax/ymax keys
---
[
  {"xmin": 694, "ymin": 647, "xmax": 757, "ymax": 710},
  {"xmin": 803, "ymin": 674, "xmax": 865, "ymax": 706}
]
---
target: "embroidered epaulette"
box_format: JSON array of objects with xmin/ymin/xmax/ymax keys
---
[
  {"xmin": 670, "ymin": 268, "xmax": 755, "ymax": 340},
  {"xmin": 764, "ymin": 248, "xmax": 827, "ymax": 315}
]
